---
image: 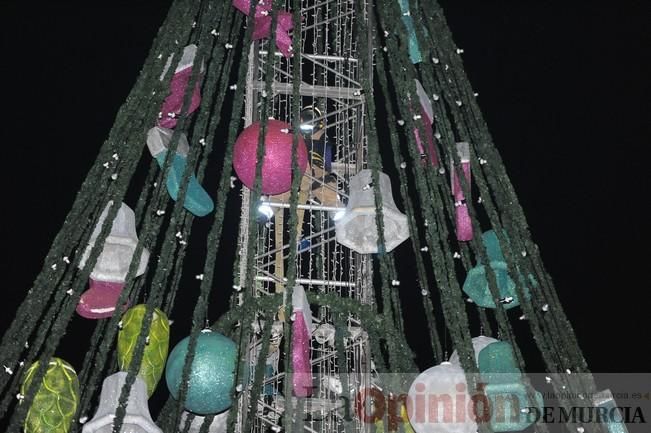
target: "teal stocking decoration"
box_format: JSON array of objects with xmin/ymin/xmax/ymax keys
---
[
  {"xmin": 152, "ymin": 151, "xmax": 214, "ymax": 217},
  {"xmin": 146, "ymin": 127, "xmax": 214, "ymax": 217},
  {"xmin": 397, "ymin": 0, "xmax": 422, "ymax": 64}
]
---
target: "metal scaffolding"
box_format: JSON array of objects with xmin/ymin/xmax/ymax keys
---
[{"xmin": 235, "ymin": 1, "xmax": 374, "ymax": 432}]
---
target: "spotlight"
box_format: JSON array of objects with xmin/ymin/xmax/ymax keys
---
[
  {"xmin": 299, "ymin": 123, "xmax": 315, "ymax": 132},
  {"xmin": 331, "ymin": 209, "xmax": 346, "ymax": 221},
  {"xmin": 258, "ymin": 202, "xmax": 274, "ymax": 220}
]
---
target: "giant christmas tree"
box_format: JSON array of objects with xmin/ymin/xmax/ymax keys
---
[{"xmin": 0, "ymin": 1, "xmax": 629, "ymax": 433}]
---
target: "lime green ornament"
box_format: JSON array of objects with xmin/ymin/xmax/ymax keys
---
[
  {"xmin": 117, "ymin": 304, "xmax": 170, "ymax": 397},
  {"xmin": 20, "ymin": 358, "xmax": 80, "ymax": 433}
]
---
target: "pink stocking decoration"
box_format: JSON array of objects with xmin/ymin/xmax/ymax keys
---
[
  {"xmin": 76, "ymin": 279, "xmax": 129, "ymax": 319},
  {"xmin": 451, "ymin": 142, "xmax": 473, "ymax": 241},
  {"xmin": 232, "ymin": 0, "xmax": 295, "ymax": 58},
  {"xmin": 413, "ymin": 79, "xmax": 438, "ymax": 166},
  {"xmin": 291, "ymin": 285, "xmax": 313, "ymax": 397},
  {"xmin": 158, "ymin": 44, "xmax": 203, "ymax": 128},
  {"xmin": 76, "ymin": 202, "xmax": 148, "ymax": 319}
]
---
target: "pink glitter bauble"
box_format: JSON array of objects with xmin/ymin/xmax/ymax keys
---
[{"xmin": 233, "ymin": 120, "xmax": 308, "ymax": 195}]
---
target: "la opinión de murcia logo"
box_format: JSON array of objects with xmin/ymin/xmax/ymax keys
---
[{"xmin": 344, "ymin": 385, "xmax": 646, "ymax": 427}]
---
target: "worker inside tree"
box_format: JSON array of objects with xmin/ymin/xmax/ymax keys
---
[{"xmin": 299, "ymin": 105, "xmax": 338, "ymax": 207}]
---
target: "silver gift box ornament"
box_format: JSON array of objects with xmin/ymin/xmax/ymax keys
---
[
  {"xmin": 335, "ymin": 169, "xmax": 409, "ymax": 254},
  {"xmin": 82, "ymin": 372, "xmax": 162, "ymax": 433}
]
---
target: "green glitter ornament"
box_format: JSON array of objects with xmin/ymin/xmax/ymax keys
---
[
  {"xmin": 117, "ymin": 304, "xmax": 170, "ymax": 397},
  {"xmin": 20, "ymin": 358, "xmax": 80, "ymax": 433}
]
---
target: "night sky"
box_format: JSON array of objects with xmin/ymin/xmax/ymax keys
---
[{"xmin": 0, "ymin": 0, "xmax": 648, "ymax": 388}]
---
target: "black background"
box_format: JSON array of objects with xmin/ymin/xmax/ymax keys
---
[{"xmin": 0, "ymin": 0, "xmax": 648, "ymax": 382}]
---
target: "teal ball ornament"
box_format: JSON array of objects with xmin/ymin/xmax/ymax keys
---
[{"xmin": 165, "ymin": 331, "xmax": 237, "ymax": 415}]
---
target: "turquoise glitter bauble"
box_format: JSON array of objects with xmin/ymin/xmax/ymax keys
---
[{"xmin": 165, "ymin": 331, "xmax": 237, "ymax": 415}]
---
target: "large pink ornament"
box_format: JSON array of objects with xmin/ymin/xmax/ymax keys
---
[{"xmin": 233, "ymin": 120, "xmax": 308, "ymax": 195}]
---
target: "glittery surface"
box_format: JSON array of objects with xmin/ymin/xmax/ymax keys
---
[
  {"xmin": 594, "ymin": 390, "xmax": 629, "ymax": 433},
  {"xmin": 76, "ymin": 279, "xmax": 128, "ymax": 319},
  {"xmin": 477, "ymin": 342, "xmax": 543, "ymax": 432},
  {"xmin": 232, "ymin": 120, "xmax": 308, "ymax": 195},
  {"xmin": 158, "ymin": 50, "xmax": 202, "ymax": 129},
  {"xmin": 398, "ymin": 0, "xmax": 422, "ymax": 63},
  {"xmin": 413, "ymin": 107, "xmax": 438, "ymax": 167},
  {"xmin": 413, "ymin": 80, "xmax": 438, "ymax": 166},
  {"xmin": 232, "ymin": 0, "xmax": 294, "ymax": 58},
  {"xmin": 463, "ymin": 231, "xmax": 533, "ymax": 309},
  {"xmin": 291, "ymin": 312, "xmax": 313, "ymax": 397},
  {"xmin": 165, "ymin": 332, "xmax": 237, "ymax": 415},
  {"xmin": 478, "ymin": 342, "xmax": 521, "ymax": 382},
  {"xmin": 82, "ymin": 372, "xmax": 161, "ymax": 433},
  {"xmin": 482, "ymin": 383, "xmax": 542, "ymax": 432},
  {"xmin": 153, "ymin": 151, "xmax": 214, "ymax": 217},
  {"xmin": 463, "ymin": 261, "xmax": 521, "ymax": 309},
  {"xmin": 481, "ymin": 230, "xmax": 506, "ymax": 262},
  {"xmin": 407, "ymin": 363, "xmax": 477, "ymax": 433},
  {"xmin": 21, "ymin": 358, "xmax": 79, "ymax": 433},
  {"xmin": 117, "ymin": 305, "xmax": 170, "ymax": 396},
  {"xmin": 451, "ymin": 161, "xmax": 472, "ymax": 241}
]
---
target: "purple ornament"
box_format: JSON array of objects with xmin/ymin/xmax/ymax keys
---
[{"xmin": 233, "ymin": 120, "xmax": 308, "ymax": 195}]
